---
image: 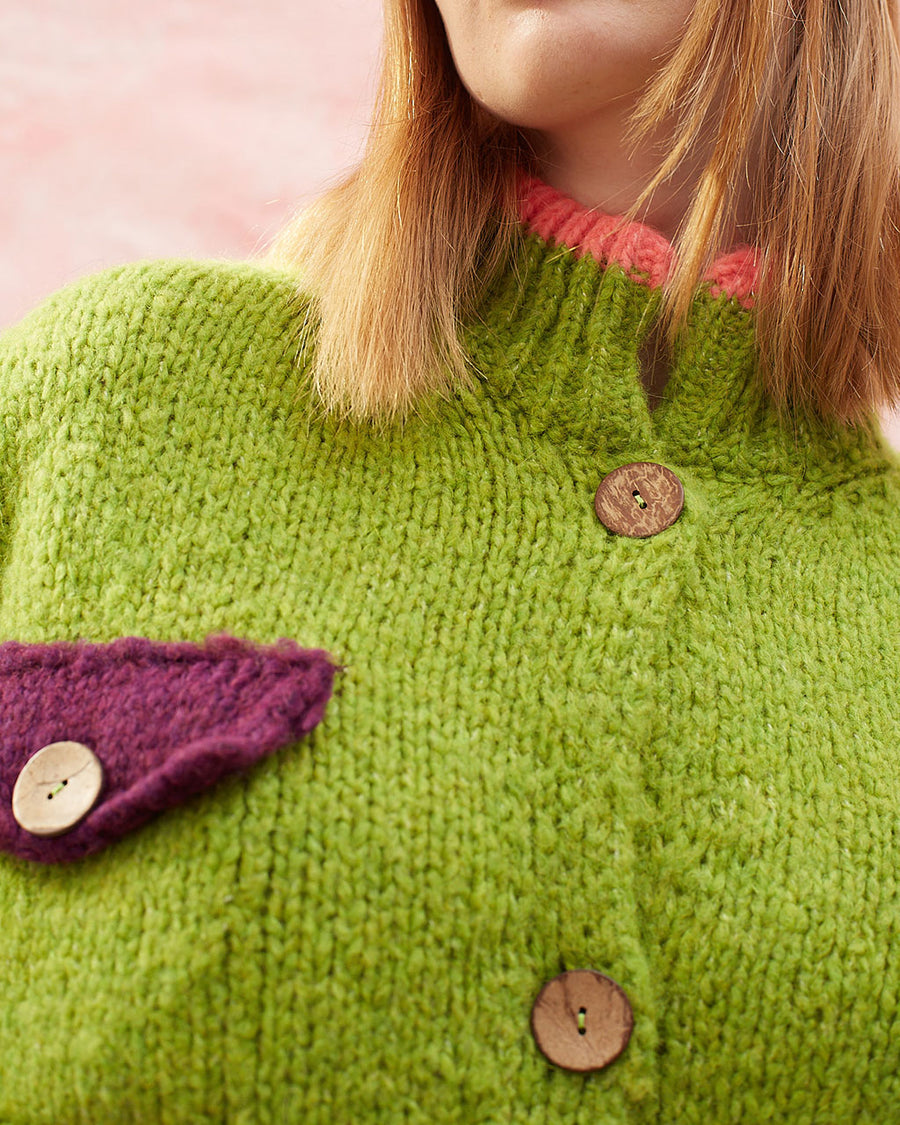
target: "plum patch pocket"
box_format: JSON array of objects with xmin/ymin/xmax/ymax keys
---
[{"xmin": 0, "ymin": 636, "xmax": 338, "ymax": 863}]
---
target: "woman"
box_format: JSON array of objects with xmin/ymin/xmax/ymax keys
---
[{"xmin": 1, "ymin": 0, "xmax": 899, "ymax": 1121}]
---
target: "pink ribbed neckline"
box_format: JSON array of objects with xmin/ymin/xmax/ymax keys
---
[{"xmin": 516, "ymin": 172, "xmax": 760, "ymax": 310}]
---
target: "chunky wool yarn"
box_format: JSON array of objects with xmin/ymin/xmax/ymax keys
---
[{"xmin": 0, "ymin": 178, "xmax": 899, "ymax": 1124}]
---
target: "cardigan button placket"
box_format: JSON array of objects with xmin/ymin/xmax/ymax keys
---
[
  {"xmin": 594, "ymin": 462, "xmax": 684, "ymax": 537},
  {"xmin": 530, "ymin": 970, "xmax": 634, "ymax": 1072},
  {"xmin": 12, "ymin": 741, "xmax": 104, "ymax": 837}
]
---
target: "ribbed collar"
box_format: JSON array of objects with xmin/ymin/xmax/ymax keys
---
[
  {"xmin": 516, "ymin": 171, "xmax": 760, "ymax": 310},
  {"xmin": 461, "ymin": 174, "xmax": 892, "ymax": 485}
]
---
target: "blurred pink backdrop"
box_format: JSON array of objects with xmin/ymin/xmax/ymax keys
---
[
  {"xmin": 2, "ymin": 0, "xmax": 898, "ymax": 447},
  {"xmin": 0, "ymin": 0, "xmax": 381, "ymax": 327}
]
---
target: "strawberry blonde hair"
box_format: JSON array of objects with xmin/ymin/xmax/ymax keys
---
[{"xmin": 266, "ymin": 0, "xmax": 900, "ymax": 430}]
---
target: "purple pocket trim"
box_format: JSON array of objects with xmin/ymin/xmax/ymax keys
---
[{"xmin": 0, "ymin": 636, "xmax": 339, "ymax": 864}]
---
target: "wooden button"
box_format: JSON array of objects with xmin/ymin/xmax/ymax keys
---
[
  {"xmin": 12, "ymin": 742, "xmax": 104, "ymax": 837},
  {"xmin": 594, "ymin": 462, "xmax": 684, "ymax": 537},
  {"xmin": 531, "ymin": 970, "xmax": 634, "ymax": 1072}
]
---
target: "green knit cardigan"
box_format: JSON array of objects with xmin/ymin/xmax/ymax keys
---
[{"xmin": 1, "ymin": 177, "xmax": 899, "ymax": 1124}]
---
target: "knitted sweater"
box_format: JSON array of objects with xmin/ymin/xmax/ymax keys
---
[{"xmin": 1, "ymin": 175, "xmax": 899, "ymax": 1125}]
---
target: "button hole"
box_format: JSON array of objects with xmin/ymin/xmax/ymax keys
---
[
  {"xmin": 632, "ymin": 490, "xmax": 647, "ymax": 510},
  {"xmin": 47, "ymin": 779, "xmax": 68, "ymax": 800},
  {"xmin": 578, "ymin": 1007, "xmax": 587, "ymax": 1035}
]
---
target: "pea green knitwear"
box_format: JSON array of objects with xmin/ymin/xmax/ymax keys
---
[{"xmin": 1, "ymin": 178, "xmax": 900, "ymax": 1124}]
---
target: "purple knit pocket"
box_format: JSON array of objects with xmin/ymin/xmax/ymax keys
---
[{"xmin": 0, "ymin": 636, "xmax": 338, "ymax": 864}]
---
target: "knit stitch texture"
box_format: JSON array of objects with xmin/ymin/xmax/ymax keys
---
[{"xmin": 0, "ymin": 177, "xmax": 899, "ymax": 1124}]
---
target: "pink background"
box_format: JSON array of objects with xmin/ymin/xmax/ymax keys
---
[
  {"xmin": 0, "ymin": 0, "xmax": 382, "ymax": 327},
  {"xmin": 2, "ymin": 1, "xmax": 898, "ymax": 446}
]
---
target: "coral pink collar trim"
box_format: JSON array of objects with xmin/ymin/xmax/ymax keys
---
[{"xmin": 516, "ymin": 172, "xmax": 760, "ymax": 310}]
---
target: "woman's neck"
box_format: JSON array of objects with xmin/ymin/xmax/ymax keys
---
[{"xmin": 523, "ymin": 97, "xmax": 759, "ymax": 251}]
